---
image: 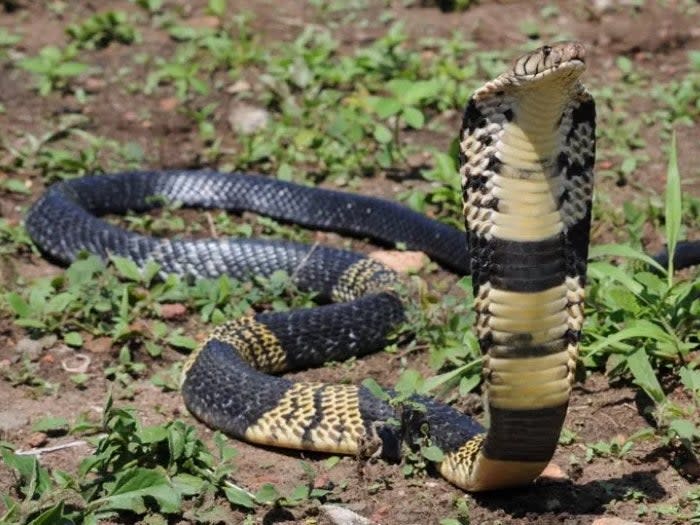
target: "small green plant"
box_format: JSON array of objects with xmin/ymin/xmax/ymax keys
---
[
  {"xmin": 0, "ymin": 27, "xmax": 20, "ymax": 58},
  {"xmin": 0, "ymin": 395, "xmax": 336, "ymax": 523},
  {"xmin": 0, "ymin": 219, "xmax": 33, "ymax": 256},
  {"xmin": 66, "ymin": 11, "xmax": 138, "ymax": 49},
  {"xmin": 583, "ymin": 134, "xmax": 699, "ymax": 459},
  {"xmin": 0, "ymin": 396, "xmax": 254, "ymax": 523},
  {"xmin": 132, "ymin": 0, "xmax": 163, "ymax": 14},
  {"xmin": 18, "ymin": 45, "xmax": 89, "ymax": 96},
  {"xmin": 367, "ymin": 78, "xmax": 441, "ymax": 166},
  {"xmin": 400, "ymin": 148, "xmax": 463, "ymax": 227},
  {"xmin": 585, "ymin": 429, "xmax": 654, "ymax": 462}
]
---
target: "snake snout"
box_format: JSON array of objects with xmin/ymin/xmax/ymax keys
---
[{"xmin": 551, "ymin": 41, "xmax": 586, "ymax": 67}]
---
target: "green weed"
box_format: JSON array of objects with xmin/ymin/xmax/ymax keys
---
[
  {"xmin": 66, "ymin": 11, "xmax": 138, "ymax": 50},
  {"xmin": 18, "ymin": 46, "xmax": 89, "ymax": 96}
]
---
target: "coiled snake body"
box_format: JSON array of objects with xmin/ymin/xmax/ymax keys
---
[{"xmin": 27, "ymin": 42, "xmax": 691, "ymax": 491}]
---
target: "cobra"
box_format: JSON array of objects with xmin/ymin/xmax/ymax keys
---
[{"xmin": 24, "ymin": 42, "xmax": 699, "ymax": 491}]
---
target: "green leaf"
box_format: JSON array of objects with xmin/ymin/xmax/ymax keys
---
[
  {"xmin": 587, "ymin": 261, "xmax": 643, "ymax": 295},
  {"xmin": 6, "ymin": 292, "xmax": 30, "ymax": 318},
  {"xmin": 679, "ymin": 366, "xmax": 700, "ymax": 395},
  {"xmin": 4, "ymin": 178, "xmax": 31, "ymax": 194},
  {"xmin": 223, "ymin": 485, "xmax": 257, "ymax": 509},
  {"xmin": 289, "ymin": 484, "xmax": 309, "ymax": 502},
  {"xmin": 93, "ymin": 467, "xmax": 180, "ymax": 514},
  {"xmin": 690, "ymin": 50, "xmax": 700, "ymax": 71},
  {"xmin": 606, "ymin": 287, "xmax": 641, "ymax": 314},
  {"xmin": 46, "ymin": 292, "xmax": 76, "ymax": 313},
  {"xmin": 111, "ymin": 255, "xmax": 143, "ymax": 282},
  {"xmin": 371, "ymin": 96, "xmax": 402, "ymax": 119},
  {"xmin": 361, "ymin": 377, "xmax": 390, "ymax": 401},
  {"xmin": 373, "ymin": 124, "xmax": 393, "ymax": 144},
  {"xmin": 422, "ymin": 359, "xmax": 481, "ymax": 393},
  {"xmin": 402, "ymin": 106, "xmax": 424, "ymax": 129},
  {"xmin": 64, "ymin": 331, "xmax": 83, "ymax": 347},
  {"xmin": 668, "ymin": 419, "xmax": 696, "ymax": 441},
  {"xmin": 26, "ymin": 502, "xmax": 72, "ymax": 525},
  {"xmin": 389, "ymin": 78, "xmax": 440, "ymax": 105},
  {"xmin": 254, "ymin": 483, "xmax": 280, "ymax": 504},
  {"xmin": 421, "ymin": 445, "xmax": 444, "ymax": 462},
  {"xmin": 32, "ymin": 416, "xmax": 69, "ymax": 433},
  {"xmin": 395, "ymin": 369, "xmax": 423, "ymax": 395},
  {"xmin": 53, "ymin": 61, "xmax": 88, "ymax": 77},
  {"xmin": 167, "ymin": 334, "xmax": 198, "ymax": 350},
  {"xmin": 172, "ymin": 473, "xmax": 205, "ymax": 496},
  {"xmin": 1, "ymin": 450, "xmax": 53, "ymax": 498},
  {"xmin": 627, "ymin": 348, "xmax": 665, "ymax": 404},
  {"xmin": 137, "ymin": 425, "xmax": 169, "ymax": 444},
  {"xmin": 664, "ymin": 132, "xmax": 681, "ymax": 280},
  {"xmin": 323, "ymin": 456, "xmax": 341, "ymax": 470},
  {"xmin": 586, "ymin": 320, "xmax": 676, "ymax": 358},
  {"xmin": 589, "ymin": 243, "xmax": 666, "ymax": 274},
  {"xmin": 207, "ymin": 0, "xmax": 226, "ymax": 16},
  {"xmin": 167, "ymin": 25, "xmax": 198, "ymax": 41},
  {"xmin": 458, "ymin": 373, "xmax": 481, "ymax": 395}
]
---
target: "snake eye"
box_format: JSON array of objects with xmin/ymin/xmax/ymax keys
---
[{"xmin": 542, "ymin": 46, "xmax": 552, "ymax": 57}]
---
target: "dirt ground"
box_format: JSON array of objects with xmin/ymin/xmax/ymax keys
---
[{"xmin": 1, "ymin": 1, "xmax": 699, "ymax": 524}]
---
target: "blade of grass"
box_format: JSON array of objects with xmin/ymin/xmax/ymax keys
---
[
  {"xmin": 664, "ymin": 131, "xmax": 681, "ymax": 285},
  {"xmin": 588, "ymin": 244, "xmax": 666, "ymax": 274},
  {"xmin": 627, "ymin": 348, "xmax": 666, "ymax": 404}
]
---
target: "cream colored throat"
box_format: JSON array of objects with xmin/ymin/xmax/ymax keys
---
[
  {"xmin": 499, "ymin": 87, "xmax": 569, "ymax": 172},
  {"xmin": 491, "ymin": 84, "xmax": 570, "ymax": 242}
]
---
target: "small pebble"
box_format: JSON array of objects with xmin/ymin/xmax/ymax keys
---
[
  {"xmin": 26, "ymin": 432, "xmax": 48, "ymax": 448},
  {"xmin": 369, "ymin": 250, "xmax": 428, "ymax": 273},
  {"xmin": 228, "ymin": 103, "xmax": 270, "ymax": 135},
  {"xmin": 15, "ymin": 337, "xmax": 44, "ymax": 361},
  {"xmin": 0, "ymin": 409, "xmax": 29, "ymax": 432},
  {"xmin": 539, "ymin": 462, "xmax": 568, "ymax": 480},
  {"xmin": 591, "ymin": 518, "xmax": 644, "ymax": 525},
  {"xmin": 321, "ymin": 504, "xmax": 375, "ymax": 525},
  {"xmin": 160, "ymin": 303, "xmax": 188, "ymax": 319}
]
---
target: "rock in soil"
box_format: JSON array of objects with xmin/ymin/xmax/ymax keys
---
[
  {"xmin": 591, "ymin": 518, "xmax": 645, "ymax": 525},
  {"xmin": 26, "ymin": 432, "xmax": 48, "ymax": 448},
  {"xmin": 228, "ymin": 103, "xmax": 270, "ymax": 135},
  {"xmin": 320, "ymin": 504, "xmax": 376, "ymax": 525},
  {"xmin": 369, "ymin": 250, "xmax": 428, "ymax": 273},
  {"xmin": 0, "ymin": 409, "xmax": 29, "ymax": 432}
]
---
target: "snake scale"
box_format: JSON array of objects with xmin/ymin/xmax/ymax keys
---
[{"xmin": 25, "ymin": 42, "xmax": 700, "ymax": 491}]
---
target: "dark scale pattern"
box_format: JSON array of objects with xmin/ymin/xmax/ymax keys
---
[
  {"xmin": 182, "ymin": 339, "xmax": 294, "ymax": 439},
  {"xmin": 26, "ymin": 171, "xmax": 469, "ymax": 277},
  {"xmin": 565, "ymin": 212, "xmax": 593, "ymax": 282},
  {"xmin": 567, "ymin": 98, "xmax": 596, "ymax": 142},
  {"xmin": 482, "ymin": 404, "xmax": 569, "ymax": 462},
  {"xmin": 356, "ymin": 387, "xmax": 485, "ymax": 461},
  {"xmin": 460, "ymin": 99, "xmax": 486, "ymax": 135},
  {"xmin": 468, "ymin": 234, "xmax": 568, "ymax": 293},
  {"xmin": 256, "ymin": 292, "xmax": 405, "ymax": 370}
]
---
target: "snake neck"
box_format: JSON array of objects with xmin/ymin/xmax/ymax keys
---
[
  {"xmin": 452, "ymin": 70, "xmax": 591, "ymax": 490},
  {"xmin": 500, "ymin": 80, "xmax": 578, "ymax": 178}
]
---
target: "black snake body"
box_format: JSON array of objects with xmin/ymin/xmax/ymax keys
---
[{"xmin": 25, "ymin": 42, "xmax": 700, "ymax": 491}]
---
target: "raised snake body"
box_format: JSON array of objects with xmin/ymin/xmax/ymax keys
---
[{"xmin": 25, "ymin": 42, "xmax": 700, "ymax": 491}]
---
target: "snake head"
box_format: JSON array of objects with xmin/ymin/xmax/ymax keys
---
[
  {"xmin": 512, "ymin": 41, "xmax": 586, "ymax": 80},
  {"xmin": 472, "ymin": 41, "xmax": 588, "ymax": 100}
]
